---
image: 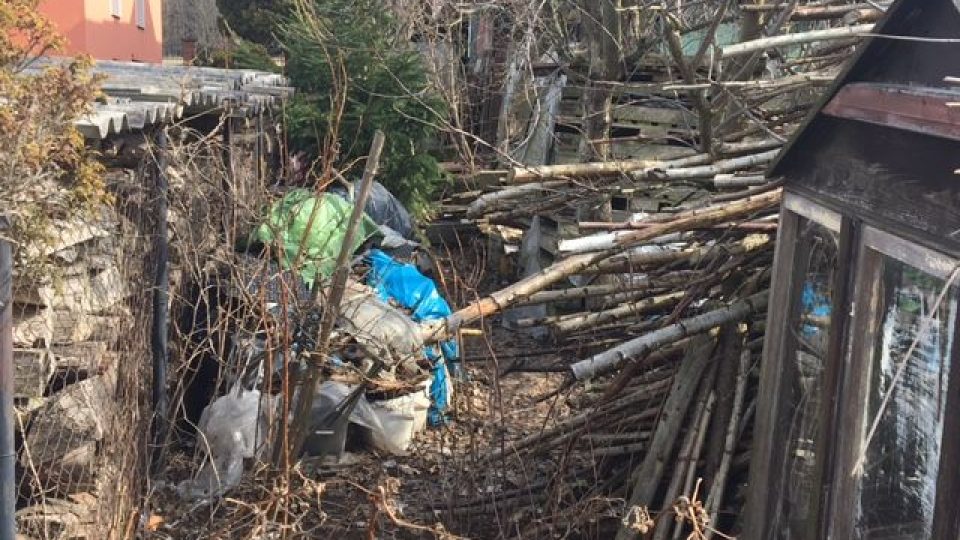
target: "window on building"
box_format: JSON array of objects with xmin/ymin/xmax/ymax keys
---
[
  {"xmin": 832, "ymin": 227, "xmax": 960, "ymax": 539},
  {"xmin": 110, "ymin": 0, "xmax": 122, "ymax": 18},
  {"xmin": 767, "ymin": 195, "xmax": 843, "ymax": 539},
  {"xmin": 750, "ymin": 195, "xmax": 960, "ymax": 539},
  {"xmin": 136, "ymin": 0, "xmax": 146, "ymax": 28}
]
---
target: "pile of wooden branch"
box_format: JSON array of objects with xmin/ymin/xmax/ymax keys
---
[{"xmin": 425, "ymin": 2, "xmax": 877, "ymax": 536}]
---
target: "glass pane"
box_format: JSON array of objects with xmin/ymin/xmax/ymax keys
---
[
  {"xmin": 853, "ymin": 257, "xmax": 957, "ymax": 539},
  {"xmin": 776, "ymin": 218, "xmax": 838, "ymax": 538}
]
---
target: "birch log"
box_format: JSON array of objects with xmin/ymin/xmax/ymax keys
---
[
  {"xmin": 646, "ymin": 149, "xmax": 780, "ymax": 180},
  {"xmin": 570, "ymin": 291, "xmax": 768, "ymax": 381},
  {"xmin": 716, "ymin": 138, "xmax": 783, "ymax": 155},
  {"xmin": 653, "ymin": 391, "xmax": 716, "ymax": 540},
  {"xmin": 713, "ymin": 174, "xmax": 769, "ymax": 188},
  {"xmin": 553, "ymin": 292, "xmax": 685, "ymax": 335},
  {"xmin": 510, "ymin": 159, "xmax": 658, "ymax": 182},
  {"xmin": 509, "ymin": 153, "xmax": 713, "ymax": 182},
  {"xmin": 586, "ymin": 234, "xmax": 771, "ymax": 276},
  {"xmin": 704, "ymin": 349, "xmax": 751, "ymax": 540},
  {"xmin": 466, "ymin": 180, "xmax": 570, "ymax": 217},
  {"xmin": 719, "ymin": 24, "xmax": 874, "ymax": 59}
]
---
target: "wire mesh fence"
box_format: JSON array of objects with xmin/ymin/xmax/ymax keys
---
[
  {"xmin": 8, "ymin": 104, "xmax": 281, "ymax": 538},
  {"xmin": 10, "ymin": 163, "xmax": 157, "ymax": 539}
]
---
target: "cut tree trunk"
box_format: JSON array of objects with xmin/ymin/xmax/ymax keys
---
[
  {"xmin": 13, "ymin": 349, "xmax": 54, "ymax": 399},
  {"xmin": 22, "ymin": 368, "xmax": 118, "ymax": 496}
]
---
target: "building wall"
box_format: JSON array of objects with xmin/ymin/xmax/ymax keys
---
[
  {"xmin": 39, "ymin": 0, "xmax": 163, "ymax": 63},
  {"xmin": 36, "ymin": 0, "xmax": 87, "ymax": 53}
]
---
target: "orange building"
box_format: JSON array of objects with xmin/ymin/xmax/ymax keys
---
[{"xmin": 38, "ymin": 0, "xmax": 163, "ymax": 63}]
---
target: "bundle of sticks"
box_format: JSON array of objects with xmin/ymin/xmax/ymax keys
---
[{"xmin": 421, "ymin": 3, "xmax": 880, "ymax": 537}]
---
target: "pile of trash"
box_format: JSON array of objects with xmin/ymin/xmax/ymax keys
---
[{"xmin": 176, "ymin": 181, "xmax": 459, "ymax": 499}]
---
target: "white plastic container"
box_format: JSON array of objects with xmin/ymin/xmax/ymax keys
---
[{"xmin": 367, "ymin": 381, "xmax": 431, "ymax": 454}]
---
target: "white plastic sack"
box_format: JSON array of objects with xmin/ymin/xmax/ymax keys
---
[
  {"xmin": 337, "ymin": 285, "xmax": 424, "ymax": 373},
  {"xmin": 179, "ymin": 387, "xmax": 277, "ymax": 499},
  {"xmin": 369, "ymin": 380, "xmax": 431, "ymax": 452},
  {"xmin": 316, "ymin": 381, "xmax": 428, "ymax": 456}
]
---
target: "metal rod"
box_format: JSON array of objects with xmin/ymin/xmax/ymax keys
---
[
  {"xmin": 150, "ymin": 130, "xmax": 170, "ymax": 471},
  {"xmin": 0, "ymin": 233, "xmax": 17, "ymax": 540},
  {"xmin": 222, "ymin": 115, "xmax": 235, "ymax": 234},
  {"xmin": 0, "ymin": 233, "xmax": 16, "ymax": 540}
]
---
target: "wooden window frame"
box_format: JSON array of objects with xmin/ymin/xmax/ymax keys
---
[
  {"xmin": 828, "ymin": 226, "xmax": 960, "ymax": 539},
  {"xmin": 744, "ymin": 193, "xmax": 854, "ymax": 539},
  {"xmin": 135, "ymin": 0, "xmax": 146, "ymax": 29}
]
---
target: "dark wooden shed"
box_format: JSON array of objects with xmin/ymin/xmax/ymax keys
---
[{"xmin": 744, "ymin": 1, "xmax": 960, "ymax": 538}]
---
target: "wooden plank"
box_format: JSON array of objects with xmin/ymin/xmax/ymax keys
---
[
  {"xmin": 611, "ymin": 104, "xmax": 698, "ymax": 127},
  {"xmin": 13, "ymin": 349, "xmax": 54, "ymax": 399},
  {"xmin": 808, "ymin": 216, "xmax": 857, "ymax": 540},
  {"xmin": 742, "ymin": 208, "xmax": 799, "ymax": 538}
]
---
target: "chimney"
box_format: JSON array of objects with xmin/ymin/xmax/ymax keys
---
[{"xmin": 181, "ymin": 37, "xmax": 198, "ymax": 64}]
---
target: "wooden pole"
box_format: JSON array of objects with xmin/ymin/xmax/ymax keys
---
[
  {"xmin": 0, "ymin": 233, "xmax": 14, "ymax": 540},
  {"xmin": 283, "ymin": 130, "xmax": 386, "ymax": 462},
  {"xmin": 704, "ymin": 349, "xmax": 751, "ymax": 540},
  {"xmin": 614, "ymin": 338, "xmax": 715, "ymax": 540}
]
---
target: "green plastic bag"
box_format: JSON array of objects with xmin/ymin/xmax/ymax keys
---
[{"xmin": 254, "ymin": 189, "xmax": 380, "ymax": 287}]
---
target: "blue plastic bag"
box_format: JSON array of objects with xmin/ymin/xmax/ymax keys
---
[
  {"xmin": 366, "ymin": 249, "xmax": 459, "ymax": 424},
  {"xmin": 801, "ymin": 281, "xmax": 831, "ymax": 339}
]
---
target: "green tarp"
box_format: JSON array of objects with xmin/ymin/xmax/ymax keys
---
[{"xmin": 254, "ymin": 189, "xmax": 380, "ymax": 287}]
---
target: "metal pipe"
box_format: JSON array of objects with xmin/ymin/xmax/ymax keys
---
[
  {"xmin": 0, "ymin": 234, "xmax": 16, "ymax": 540},
  {"xmin": 221, "ymin": 115, "xmax": 235, "ymax": 233},
  {"xmin": 150, "ymin": 130, "xmax": 170, "ymax": 471}
]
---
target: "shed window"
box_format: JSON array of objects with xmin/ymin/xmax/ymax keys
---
[
  {"xmin": 777, "ymin": 218, "xmax": 838, "ymax": 537},
  {"xmin": 838, "ymin": 229, "xmax": 960, "ymax": 539},
  {"xmin": 136, "ymin": 0, "xmax": 145, "ymax": 28},
  {"xmin": 854, "ymin": 258, "xmax": 954, "ymax": 538},
  {"xmin": 110, "ymin": 0, "xmax": 121, "ymax": 18},
  {"xmin": 758, "ymin": 194, "xmax": 844, "ymax": 538}
]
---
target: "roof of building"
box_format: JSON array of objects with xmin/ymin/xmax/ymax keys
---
[
  {"xmin": 26, "ymin": 58, "xmax": 294, "ymax": 139},
  {"xmin": 769, "ymin": 0, "xmax": 960, "ymax": 177}
]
